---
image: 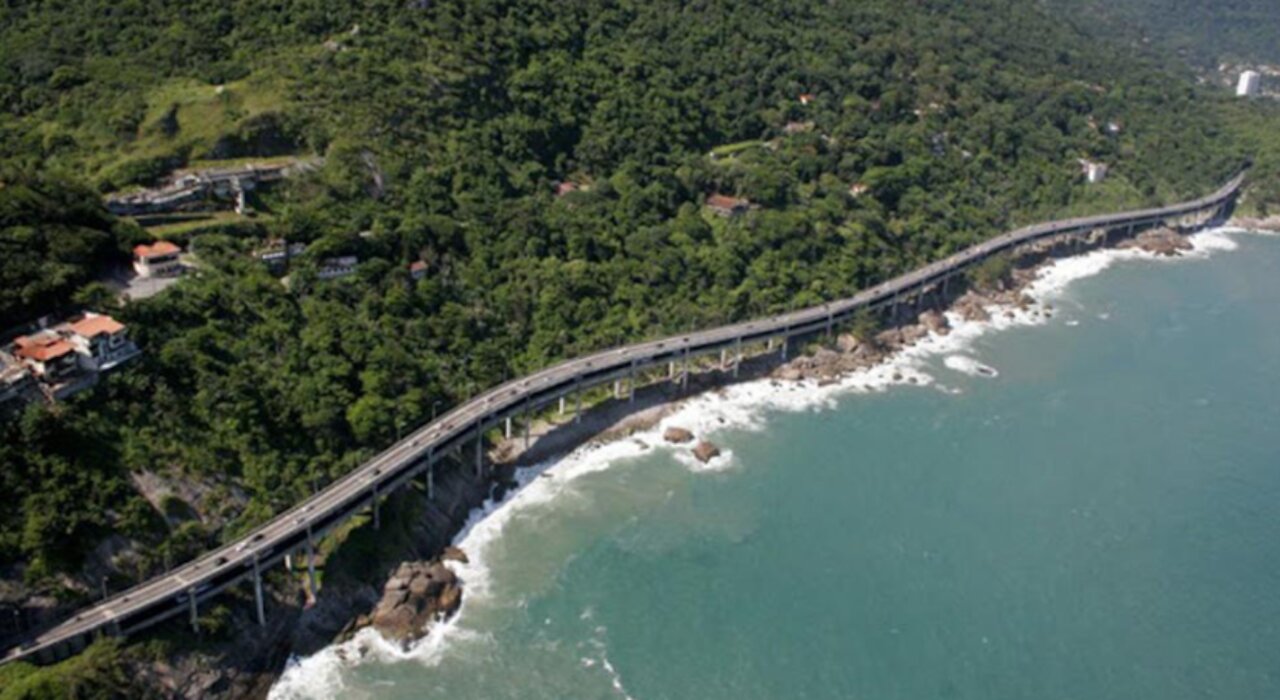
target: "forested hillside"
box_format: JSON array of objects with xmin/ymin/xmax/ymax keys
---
[
  {"xmin": 1048, "ymin": 0, "xmax": 1280, "ymax": 66},
  {"xmin": 0, "ymin": 0, "xmax": 1254, "ymax": 634}
]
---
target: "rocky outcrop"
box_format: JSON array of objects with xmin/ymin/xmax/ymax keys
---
[
  {"xmin": 952, "ymin": 291, "xmax": 991, "ymax": 322},
  {"xmin": 370, "ymin": 559, "xmax": 463, "ymax": 649},
  {"xmin": 1119, "ymin": 227, "xmax": 1193, "ymax": 256},
  {"xmin": 1229, "ymin": 215, "xmax": 1280, "ymax": 231},
  {"xmin": 663, "ymin": 426, "xmax": 695, "ymax": 443},
  {"xmin": 918, "ymin": 309, "xmax": 950, "ymax": 335},
  {"xmin": 692, "ymin": 441, "xmax": 721, "ymax": 463}
]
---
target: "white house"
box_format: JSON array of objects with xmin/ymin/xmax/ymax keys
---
[
  {"xmin": 1080, "ymin": 160, "xmax": 1108, "ymax": 184},
  {"xmin": 317, "ymin": 256, "xmax": 359, "ymax": 280},
  {"xmin": 1237, "ymin": 70, "xmax": 1262, "ymax": 97},
  {"xmin": 63, "ymin": 313, "xmax": 140, "ymax": 371},
  {"xmin": 133, "ymin": 241, "xmax": 183, "ymax": 277}
]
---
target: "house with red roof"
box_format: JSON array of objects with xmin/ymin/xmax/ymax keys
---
[
  {"xmin": 133, "ymin": 241, "xmax": 183, "ymax": 277},
  {"xmin": 2, "ymin": 311, "xmax": 140, "ymax": 402},
  {"xmin": 409, "ymin": 260, "xmax": 429, "ymax": 281},
  {"xmin": 705, "ymin": 193, "xmax": 752, "ymax": 217},
  {"xmin": 64, "ymin": 313, "xmax": 140, "ymax": 371},
  {"xmin": 12, "ymin": 332, "xmax": 80, "ymax": 384}
]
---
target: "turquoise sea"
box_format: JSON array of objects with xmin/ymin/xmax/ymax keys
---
[{"xmin": 272, "ymin": 228, "xmax": 1280, "ymax": 700}]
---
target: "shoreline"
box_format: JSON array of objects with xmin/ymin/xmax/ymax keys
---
[{"xmin": 267, "ymin": 220, "xmax": 1267, "ymax": 698}]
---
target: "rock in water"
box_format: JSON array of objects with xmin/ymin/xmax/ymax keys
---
[
  {"xmin": 918, "ymin": 310, "xmax": 950, "ymax": 335},
  {"xmin": 663, "ymin": 426, "xmax": 695, "ymax": 443},
  {"xmin": 1119, "ymin": 227, "xmax": 1193, "ymax": 256},
  {"xmin": 692, "ymin": 440, "xmax": 721, "ymax": 463},
  {"xmin": 370, "ymin": 559, "xmax": 463, "ymax": 649}
]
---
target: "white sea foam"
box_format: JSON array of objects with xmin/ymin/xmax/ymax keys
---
[
  {"xmin": 270, "ymin": 226, "xmax": 1246, "ymax": 699},
  {"xmin": 944, "ymin": 355, "xmax": 999, "ymax": 378}
]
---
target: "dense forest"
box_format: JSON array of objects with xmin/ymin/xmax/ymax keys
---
[
  {"xmin": 1049, "ymin": 0, "xmax": 1280, "ymax": 66},
  {"xmin": 0, "ymin": 0, "xmax": 1270, "ymax": 651}
]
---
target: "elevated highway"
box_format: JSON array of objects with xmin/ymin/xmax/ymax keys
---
[{"xmin": 3, "ymin": 171, "xmax": 1245, "ymax": 665}]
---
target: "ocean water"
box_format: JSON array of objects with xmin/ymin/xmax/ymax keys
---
[{"xmin": 271, "ymin": 228, "xmax": 1280, "ymax": 700}]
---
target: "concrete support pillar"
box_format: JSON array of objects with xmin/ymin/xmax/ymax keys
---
[
  {"xmin": 734, "ymin": 337, "xmax": 742, "ymax": 378},
  {"xmin": 252, "ymin": 556, "xmax": 266, "ymax": 626},
  {"xmin": 559, "ymin": 396, "xmax": 566, "ymax": 416},
  {"xmin": 613, "ymin": 380, "xmax": 621, "ymax": 399},
  {"xmin": 766, "ymin": 338, "xmax": 774, "ymax": 352},
  {"xmin": 306, "ymin": 526, "xmax": 318, "ymax": 597},
  {"xmin": 522, "ymin": 404, "xmax": 531, "ymax": 449},
  {"xmin": 668, "ymin": 361, "xmax": 676, "ymax": 379},
  {"xmin": 505, "ymin": 416, "xmax": 512, "ymax": 439},
  {"xmin": 574, "ymin": 390, "xmax": 582, "ymax": 424},
  {"xmin": 628, "ymin": 364, "xmax": 637, "ymax": 403},
  {"xmin": 681, "ymin": 349, "xmax": 690, "ymax": 390},
  {"xmin": 187, "ymin": 587, "xmax": 198, "ymax": 632},
  {"xmin": 781, "ymin": 335, "xmax": 789, "ymax": 361},
  {"xmin": 284, "ymin": 553, "xmax": 293, "ymax": 573},
  {"xmin": 720, "ymin": 348, "xmax": 727, "ymax": 368}
]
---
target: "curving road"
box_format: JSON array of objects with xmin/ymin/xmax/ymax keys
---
[{"xmin": 2, "ymin": 171, "xmax": 1245, "ymax": 665}]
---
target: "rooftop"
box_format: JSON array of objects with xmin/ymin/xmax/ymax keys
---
[
  {"xmin": 68, "ymin": 315, "xmax": 125, "ymax": 338},
  {"xmin": 134, "ymin": 241, "xmax": 181, "ymax": 259},
  {"xmin": 14, "ymin": 334, "xmax": 74, "ymax": 363},
  {"xmin": 706, "ymin": 194, "xmax": 749, "ymax": 210}
]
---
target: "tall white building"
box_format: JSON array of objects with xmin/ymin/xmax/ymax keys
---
[{"xmin": 1237, "ymin": 70, "xmax": 1261, "ymax": 97}]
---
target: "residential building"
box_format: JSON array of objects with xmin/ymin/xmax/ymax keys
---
[
  {"xmin": 409, "ymin": 261, "xmax": 429, "ymax": 281},
  {"xmin": 105, "ymin": 159, "xmax": 321, "ymax": 216},
  {"xmin": 2, "ymin": 312, "xmax": 138, "ymax": 403},
  {"xmin": 256, "ymin": 240, "xmax": 308, "ymax": 269},
  {"xmin": 133, "ymin": 241, "xmax": 183, "ymax": 277},
  {"xmin": 1237, "ymin": 70, "xmax": 1262, "ymax": 97},
  {"xmin": 64, "ymin": 313, "xmax": 140, "ymax": 371},
  {"xmin": 849, "ymin": 182, "xmax": 870, "ymax": 198},
  {"xmin": 798, "ymin": 93, "xmax": 815, "ymax": 106},
  {"xmin": 317, "ymin": 256, "xmax": 359, "ymax": 280},
  {"xmin": 555, "ymin": 181, "xmax": 580, "ymax": 197},
  {"xmin": 783, "ymin": 121, "xmax": 815, "ymax": 135},
  {"xmin": 0, "ymin": 355, "xmax": 36, "ymax": 411},
  {"xmin": 705, "ymin": 194, "xmax": 751, "ymax": 217},
  {"xmin": 1080, "ymin": 160, "xmax": 1108, "ymax": 184},
  {"xmin": 13, "ymin": 331, "xmax": 80, "ymax": 384}
]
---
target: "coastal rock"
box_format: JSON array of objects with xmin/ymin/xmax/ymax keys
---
[
  {"xmin": 1229, "ymin": 215, "xmax": 1280, "ymax": 231},
  {"xmin": 663, "ymin": 426, "xmax": 695, "ymax": 444},
  {"xmin": 692, "ymin": 440, "xmax": 722, "ymax": 463},
  {"xmin": 918, "ymin": 310, "xmax": 950, "ymax": 335},
  {"xmin": 370, "ymin": 559, "xmax": 462, "ymax": 649},
  {"xmin": 836, "ymin": 333, "xmax": 861, "ymax": 353},
  {"xmin": 953, "ymin": 292, "xmax": 991, "ymax": 322},
  {"xmin": 1119, "ymin": 227, "xmax": 1193, "ymax": 257}
]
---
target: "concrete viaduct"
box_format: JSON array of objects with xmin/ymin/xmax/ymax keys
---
[{"xmin": 2, "ymin": 171, "xmax": 1246, "ymax": 666}]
